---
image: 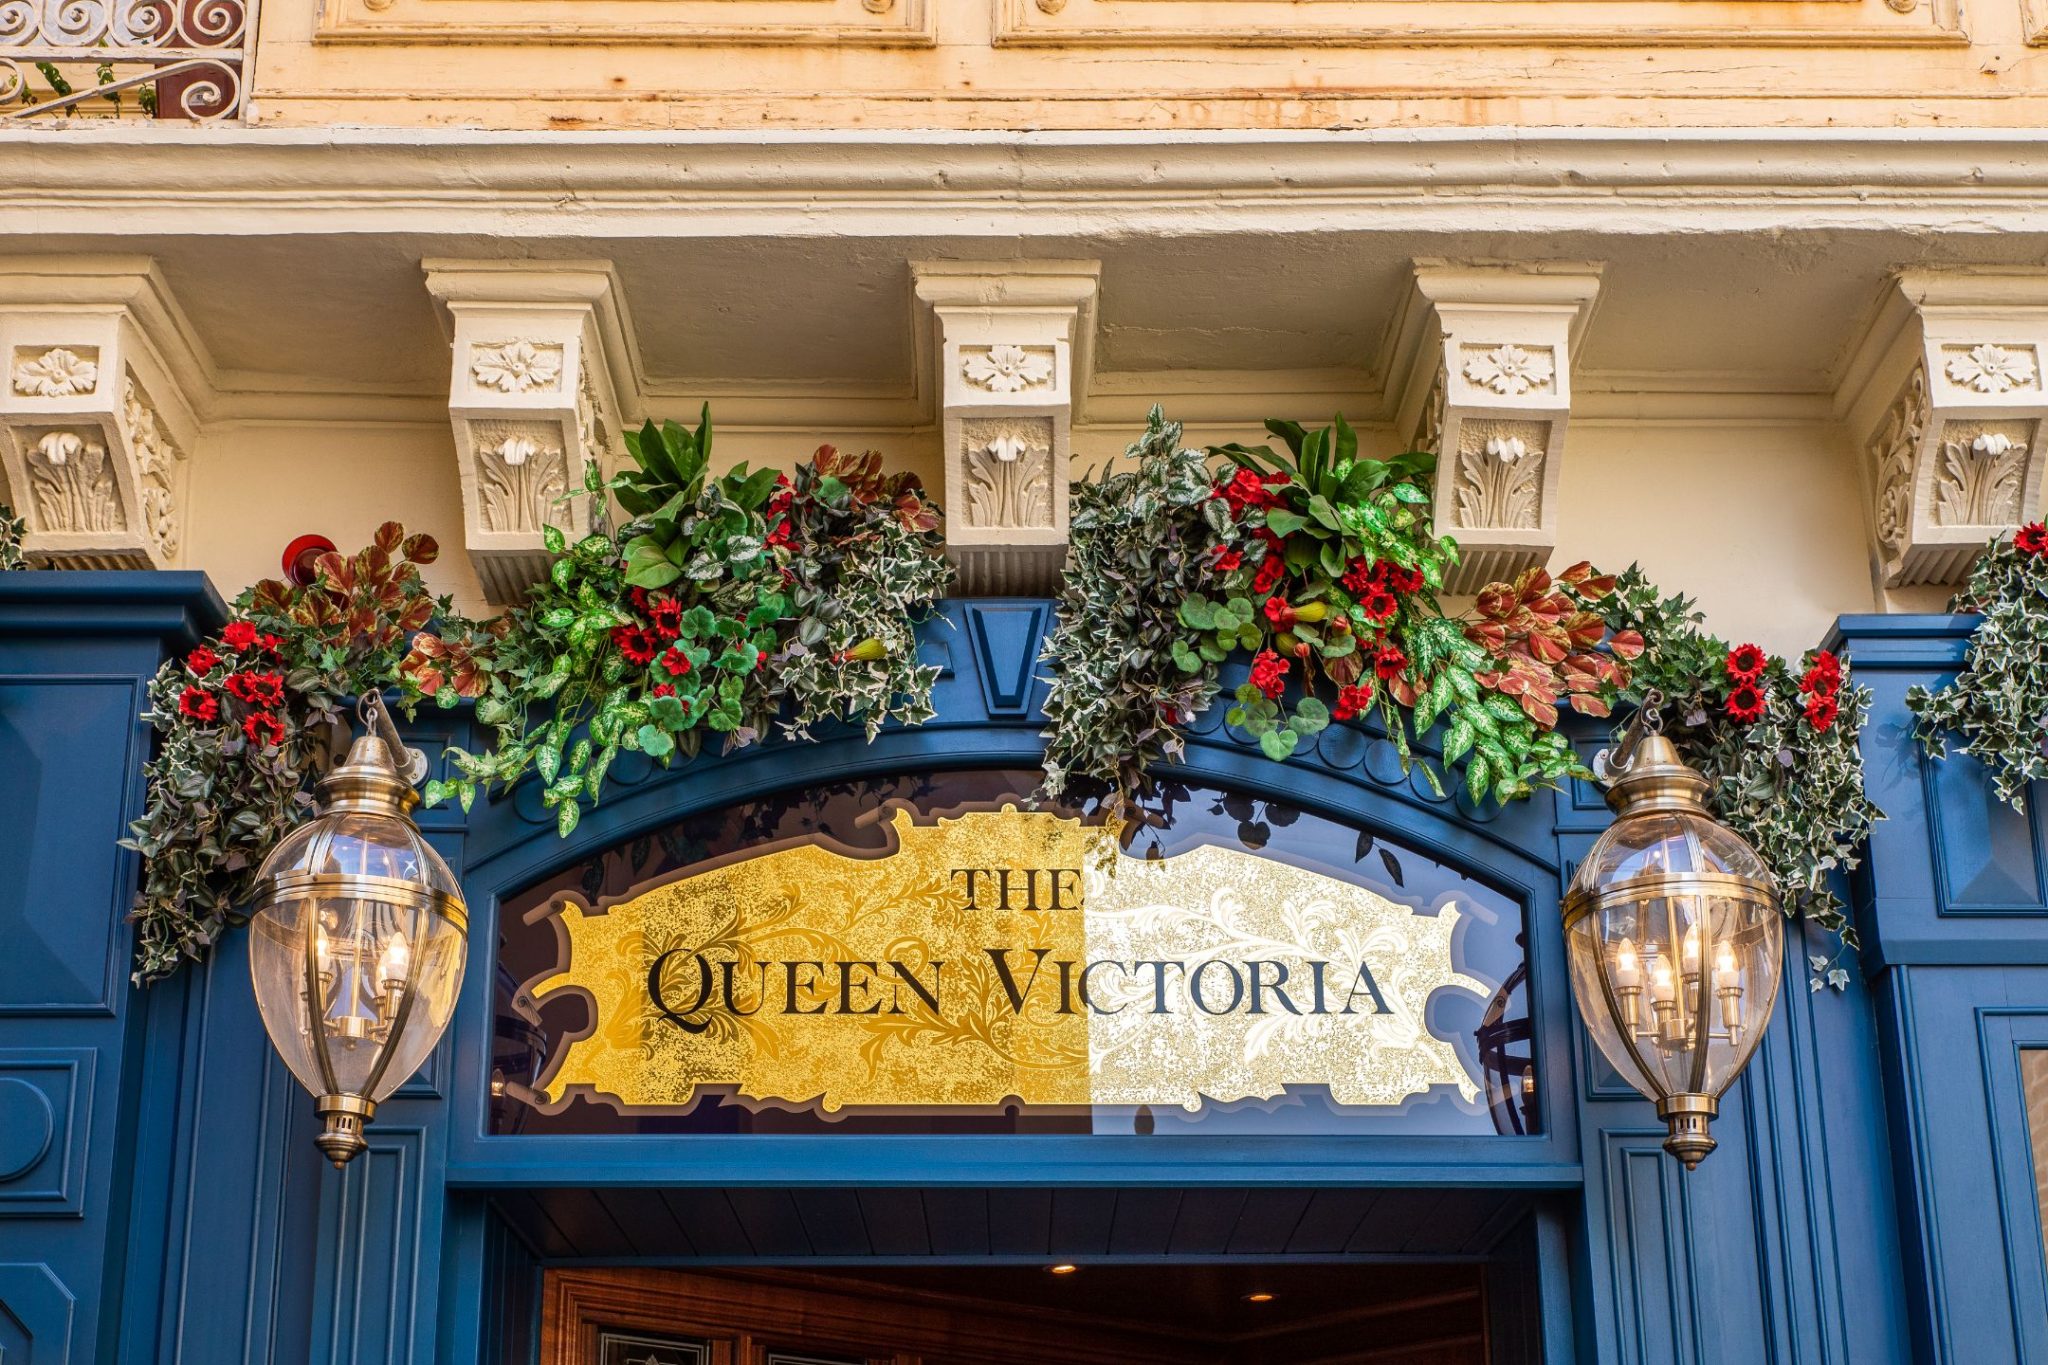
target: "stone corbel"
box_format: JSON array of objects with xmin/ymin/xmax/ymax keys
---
[
  {"xmin": 911, "ymin": 261, "xmax": 1100, "ymax": 595},
  {"xmin": 0, "ymin": 259, "xmax": 201, "ymax": 570},
  {"xmin": 1388, "ymin": 263, "xmax": 1602, "ymax": 593},
  {"xmin": 1839, "ymin": 271, "xmax": 2048, "ymax": 588},
  {"xmin": 423, "ymin": 260, "xmax": 631, "ymax": 604}
]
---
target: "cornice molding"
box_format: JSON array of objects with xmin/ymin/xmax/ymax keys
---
[{"xmin": 9, "ymin": 130, "xmax": 2048, "ymax": 238}]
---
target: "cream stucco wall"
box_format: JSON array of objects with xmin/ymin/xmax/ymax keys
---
[{"xmin": 178, "ymin": 409, "xmax": 1900, "ymax": 659}]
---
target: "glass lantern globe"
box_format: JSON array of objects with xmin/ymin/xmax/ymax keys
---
[
  {"xmin": 1562, "ymin": 731, "xmax": 1783, "ymax": 1168},
  {"xmin": 248, "ymin": 699, "xmax": 467, "ymax": 1167}
]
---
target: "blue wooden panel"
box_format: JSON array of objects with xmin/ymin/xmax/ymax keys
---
[
  {"xmin": 0, "ymin": 572, "xmax": 222, "ymax": 1365},
  {"xmin": 1872, "ymin": 964, "xmax": 2048, "ymax": 1363},
  {"xmin": 0, "ymin": 1048, "xmax": 91, "ymax": 1214},
  {"xmin": 0, "ymin": 1260, "xmax": 76, "ymax": 1363},
  {"xmin": 317, "ymin": 1125, "xmax": 430, "ymax": 1365},
  {"xmin": 0, "ymin": 677, "xmax": 144, "ymax": 1014}
]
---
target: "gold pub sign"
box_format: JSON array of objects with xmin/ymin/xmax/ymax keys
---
[{"xmin": 530, "ymin": 806, "xmax": 1486, "ymax": 1115}]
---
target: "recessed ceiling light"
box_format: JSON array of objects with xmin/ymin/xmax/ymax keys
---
[
  {"xmin": 1047, "ymin": 1263, "xmax": 1079, "ymax": 1275},
  {"xmin": 1244, "ymin": 1292, "xmax": 1275, "ymax": 1303}
]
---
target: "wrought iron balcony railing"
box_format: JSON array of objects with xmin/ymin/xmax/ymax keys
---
[{"xmin": 3, "ymin": 0, "xmax": 252, "ymax": 120}]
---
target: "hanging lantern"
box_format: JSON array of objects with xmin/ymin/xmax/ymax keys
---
[
  {"xmin": 247, "ymin": 693, "xmax": 467, "ymax": 1168},
  {"xmin": 1562, "ymin": 697, "xmax": 1784, "ymax": 1169}
]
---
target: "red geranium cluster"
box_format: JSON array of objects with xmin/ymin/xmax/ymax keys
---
[
  {"xmin": 1333, "ymin": 682, "xmax": 1376, "ymax": 722},
  {"xmin": 1249, "ymin": 648, "xmax": 1291, "ymax": 700},
  {"xmin": 2016, "ymin": 522, "xmax": 2048, "ymax": 557},
  {"xmin": 1216, "ymin": 468, "xmax": 1289, "ymax": 517},
  {"xmin": 1724, "ymin": 641, "xmax": 1769, "ymax": 724},
  {"xmin": 176, "ymin": 619, "xmax": 290, "ymax": 747},
  {"xmin": 1799, "ymin": 649, "xmax": 1843, "ymax": 733}
]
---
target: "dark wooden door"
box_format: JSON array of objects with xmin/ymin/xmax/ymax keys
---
[{"xmin": 545, "ymin": 1266, "xmax": 1487, "ymax": 1365}]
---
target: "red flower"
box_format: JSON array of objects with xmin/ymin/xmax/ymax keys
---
[
  {"xmin": 1725, "ymin": 683, "xmax": 1767, "ymax": 724},
  {"xmin": 1333, "ymin": 683, "xmax": 1375, "ymax": 721},
  {"xmin": 765, "ymin": 518, "xmax": 796, "ymax": 550},
  {"xmin": 1340, "ymin": 559, "xmax": 1377, "ymax": 594},
  {"xmin": 1262, "ymin": 597, "xmax": 1297, "ymax": 628},
  {"xmin": 256, "ymin": 633, "xmax": 283, "ymax": 657},
  {"xmin": 1800, "ymin": 650, "xmax": 1842, "ymax": 699},
  {"xmin": 185, "ymin": 646, "xmax": 219, "ymax": 675},
  {"xmin": 1219, "ymin": 468, "xmax": 1285, "ymax": 515},
  {"xmin": 1726, "ymin": 643, "xmax": 1767, "ymax": 683},
  {"xmin": 1249, "ymin": 648, "xmax": 1290, "ymax": 700},
  {"xmin": 1210, "ymin": 546, "xmax": 1243, "ymax": 573},
  {"xmin": 242, "ymin": 712, "xmax": 286, "ymax": 748},
  {"xmin": 611, "ymin": 625, "xmax": 659, "ymax": 666},
  {"xmin": 1803, "ymin": 694, "xmax": 1839, "ymax": 732},
  {"xmin": 1360, "ymin": 590, "xmax": 1399, "ymax": 624},
  {"xmin": 1384, "ymin": 564, "xmax": 1426, "ymax": 595},
  {"xmin": 2017, "ymin": 522, "xmax": 2048, "ymax": 556},
  {"xmin": 225, "ymin": 671, "xmax": 286, "ymax": 709},
  {"xmin": 651, "ymin": 682, "xmax": 676, "ymax": 699},
  {"xmin": 177, "ymin": 686, "xmax": 218, "ymax": 723},
  {"xmin": 657, "ymin": 647, "xmax": 692, "ymax": 678},
  {"xmin": 1252, "ymin": 556, "xmax": 1286, "ymax": 596},
  {"xmin": 220, "ymin": 621, "xmax": 257, "ymax": 652},
  {"xmin": 756, "ymin": 649, "xmax": 769, "ymax": 667},
  {"xmin": 1373, "ymin": 644, "xmax": 1408, "ymax": 682}
]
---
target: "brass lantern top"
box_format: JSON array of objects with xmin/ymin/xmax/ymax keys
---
[{"xmin": 1563, "ymin": 732, "xmax": 1779, "ymax": 931}]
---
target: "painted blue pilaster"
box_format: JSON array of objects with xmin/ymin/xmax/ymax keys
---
[
  {"xmin": 0, "ymin": 572, "xmax": 222, "ymax": 1365},
  {"xmin": 1834, "ymin": 614, "xmax": 2048, "ymax": 1363}
]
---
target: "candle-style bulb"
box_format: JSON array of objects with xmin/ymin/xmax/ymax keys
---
[
  {"xmin": 378, "ymin": 933, "xmax": 410, "ymax": 988},
  {"xmin": 1650, "ymin": 952, "xmax": 1675, "ymax": 1004},
  {"xmin": 1613, "ymin": 937, "xmax": 1642, "ymax": 988},
  {"xmin": 1681, "ymin": 924, "xmax": 1703, "ymax": 976},
  {"xmin": 1713, "ymin": 940, "xmax": 1737, "ymax": 978}
]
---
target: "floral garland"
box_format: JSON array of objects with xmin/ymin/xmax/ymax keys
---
[
  {"xmin": 1043, "ymin": 409, "xmax": 1639, "ymax": 809},
  {"xmin": 1908, "ymin": 521, "xmax": 2048, "ymax": 809},
  {"xmin": 123, "ymin": 526, "xmax": 443, "ymax": 983},
  {"xmin": 402, "ymin": 410, "xmax": 949, "ymax": 835},
  {"xmin": 1592, "ymin": 569, "xmax": 1881, "ymax": 987},
  {"xmin": 1039, "ymin": 411, "xmax": 1876, "ymax": 980},
  {"xmin": 0, "ymin": 503, "xmax": 25, "ymax": 571},
  {"xmin": 115, "ymin": 406, "xmax": 1888, "ymax": 987}
]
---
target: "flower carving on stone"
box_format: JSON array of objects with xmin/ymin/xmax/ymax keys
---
[
  {"xmin": 470, "ymin": 341, "xmax": 564, "ymax": 394},
  {"xmin": 12, "ymin": 347, "xmax": 100, "ymax": 399},
  {"xmin": 1944, "ymin": 344, "xmax": 2038, "ymax": 395},
  {"xmin": 961, "ymin": 344, "xmax": 1054, "ymax": 394},
  {"xmin": 1462, "ymin": 344, "xmax": 1555, "ymax": 397}
]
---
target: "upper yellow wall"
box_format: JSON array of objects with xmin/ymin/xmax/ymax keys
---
[
  {"xmin": 243, "ymin": 0, "xmax": 2048, "ymax": 129},
  {"xmin": 182, "ymin": 411, "xmax": 1888, "ymax": 658}
]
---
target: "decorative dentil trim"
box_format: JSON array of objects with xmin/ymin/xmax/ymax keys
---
[{"xmin": 11, "ymin": 346, "xmax": 99, "ymax": 399}]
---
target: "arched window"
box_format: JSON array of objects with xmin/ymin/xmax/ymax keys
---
[{"xmin": 489, "ymin": 770, "xmax": 1536, "ymax": 1139}]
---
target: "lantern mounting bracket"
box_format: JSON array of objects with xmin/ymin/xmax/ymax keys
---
[
  {"xmin": 1592, "ymin": 688, "xmax": 1665, "ymax": 786},
  {"xmin": 359, "ymin": 691, "xmax": 430, "ymax": 789}
]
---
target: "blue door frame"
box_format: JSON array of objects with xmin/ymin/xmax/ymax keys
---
[{"xmin": 6, "ymin": 579, "xmax": 2037, "ymax": 1364}]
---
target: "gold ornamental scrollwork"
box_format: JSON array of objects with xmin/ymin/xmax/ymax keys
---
[{"xmin": 529, "ymin": 806, "xmax": 1487, "ymax": 1116}]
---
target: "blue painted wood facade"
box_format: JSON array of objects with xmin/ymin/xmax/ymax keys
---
[{"xmin": 0, "ymin": 577, "xmax": 2037, "ymax": 1362}]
